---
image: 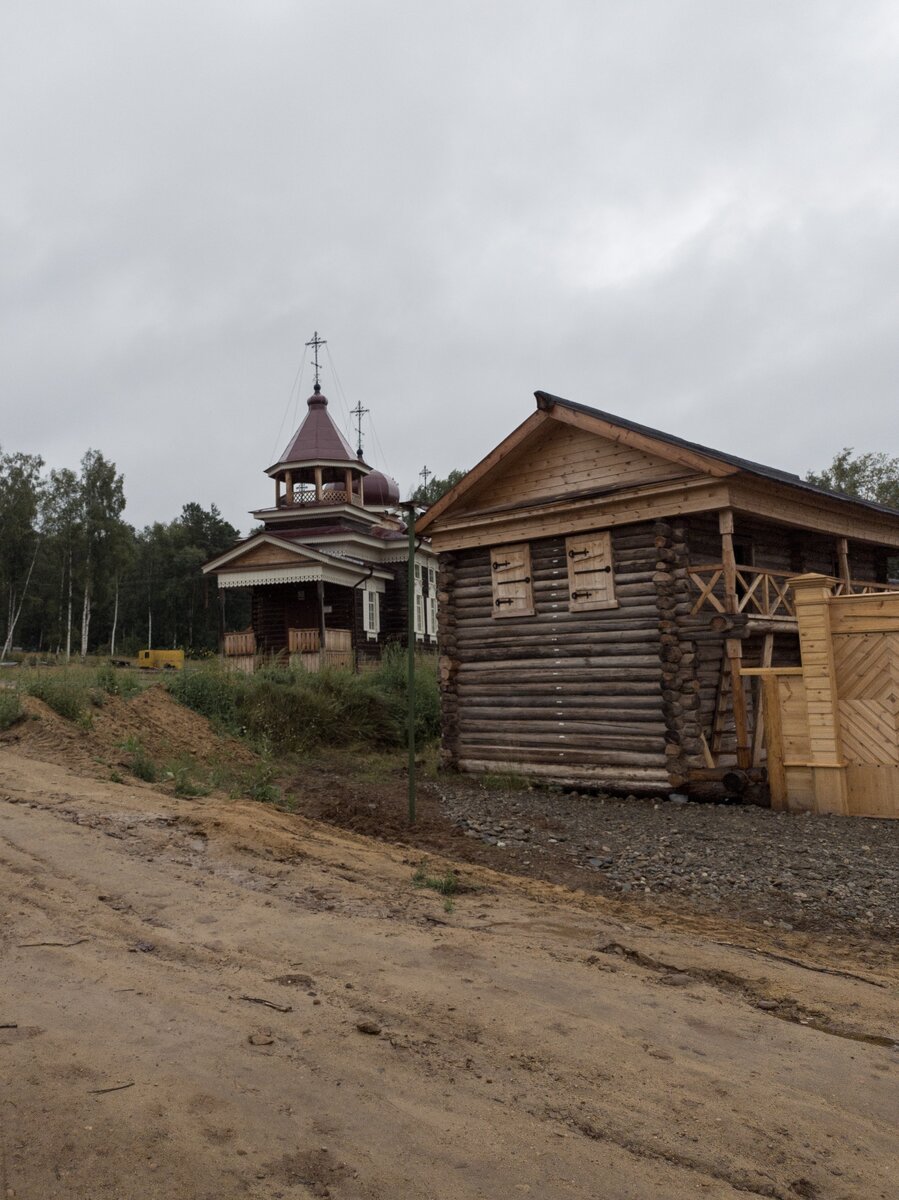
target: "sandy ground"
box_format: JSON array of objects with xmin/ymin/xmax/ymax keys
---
[{"xmin": 1, "ymin": 691, "xmax": 897, "ymax": 1199}]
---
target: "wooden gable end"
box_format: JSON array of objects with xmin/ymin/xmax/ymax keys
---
[
  {"xmin": 224, "ymin": 540, "xmax": 312, "ymax": 570},
  {"xmin": 455, "ymin": 419, "xmax": 696, "ymax": 513}
]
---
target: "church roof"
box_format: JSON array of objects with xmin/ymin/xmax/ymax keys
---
[{"xmin": 268, "ymin": 385, "xmax": 360, "ymax": 471}]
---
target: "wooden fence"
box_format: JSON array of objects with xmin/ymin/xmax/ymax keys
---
[{"xmin": 743, "ymin": 574, "xmax": 899, "ymax": 818}]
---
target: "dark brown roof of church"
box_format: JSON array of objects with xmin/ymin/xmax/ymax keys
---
[{"xmin": 272, "ymin": 386, "xmax": 358, "ymax": 467}]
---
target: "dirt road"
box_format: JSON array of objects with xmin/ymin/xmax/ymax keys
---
[{"xmin": 1, "ymin": 746, "xmax": 897, "ymax": 1199}]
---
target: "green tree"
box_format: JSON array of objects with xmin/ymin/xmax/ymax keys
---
[
  {"xmin": 806, "ymin": 448, "xmax": 899, "ymax": 509},
  {"xmin": 410, "ymin": 468, "xmax": 466, "ymax": 507},
  {"xmin": 0, "ymin": 449, "xmax": 45, "ymax": 660},
  {"xmin": 77, "ymin": 450, "xmax": 127, "ymax": 658}
]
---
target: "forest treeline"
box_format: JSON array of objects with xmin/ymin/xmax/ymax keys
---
[{"xmin": 0, "ymin": 447, "xmax": 249, "ymax": 660}]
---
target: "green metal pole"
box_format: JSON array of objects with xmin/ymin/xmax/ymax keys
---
[{"xmin": 405, "ymin": 504, "xmax": 417, "ymax": 824}]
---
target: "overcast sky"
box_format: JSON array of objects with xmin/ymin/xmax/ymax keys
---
[{"xmin": 3, "ymin": 1, "xmax": 899, "ymax": 533}]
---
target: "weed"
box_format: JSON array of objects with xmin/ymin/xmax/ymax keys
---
[
  {"xmin": 18, "ymin": 671, "xmax": 88, "ymax": 722},
  {"xmin": 0, "ymin": 689, "xmax": 22, "ymax": 730},
  {"xmin": 121, "ymin": 738, "xmax": 157, "ymax": 783},
  {"xmin": 443, "ymin": 896, "xmax": 454, "ymax": 913},
  {"xmin": 95, "ymin": 664, "xmax": 141, "ymax": 698},
  {"xmin": 245, "ymin": 759, "xmax": 280, "ymax": 804},
  {"xmin": 163, "ymin": 760, "xmax": 205, "ymax": 797},
  {"xmin": 412, "ymin": 866, "xmax": 459, "ymax": 897},
  {"xmin": 109, "ymin": 769, "xmax": 124, "ymax": 784},
  {"xmin": 482, "ymin": 772, "xmax": 530, "ymax": 791}
]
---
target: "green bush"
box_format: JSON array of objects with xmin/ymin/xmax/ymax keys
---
[
  {"xmin": 0, "ymin": 689, "xmax": 23, "ymax": 730},
  {"xmin": 95, "ymin": 664, "xmax": 141, "ymax": 698},
  {"xmin": 19, "ymin": 671, "xmax": 89, "ymax": 722},
  {"xmin": 166, "ymin": 650, "xmax": 441, "ymax": 754}
]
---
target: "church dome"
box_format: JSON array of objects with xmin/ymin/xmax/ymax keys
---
[{"xmin": 363, "ymin": 470, "xmax": 400, "ymax": 505}]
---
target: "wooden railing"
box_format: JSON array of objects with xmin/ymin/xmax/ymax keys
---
[
  {"xmin": 689, "ymin": 564, "xmax": 796, "ymax": 618},
  {"xmin": 224, "ymin": 630, "xmax": 256, "ymax": 656},
  {"xmin": 689, "ymin": 565, "xmax": 894, "ymax": 620},
  {"xmin": 287, "ymin": 488, "xmax": 352, "ymax": 507}
]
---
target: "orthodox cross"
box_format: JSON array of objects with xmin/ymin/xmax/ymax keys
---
[
  {"xmin": 305, "ymin": 330, "xmax": 327, "ymax": 388},
  {"xmin": 419, "ymin": 465, "xmax": 432, "ymax": 489},
  {"xmin": 351, "ymin": 399, "xmax": 369, "ymax": 458}
]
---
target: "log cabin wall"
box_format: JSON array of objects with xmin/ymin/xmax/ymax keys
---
[{"xmin": 438, "ymin": 520, "xmax": 680, "ymax": 792}]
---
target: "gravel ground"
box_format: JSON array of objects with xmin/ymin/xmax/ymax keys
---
[
  {"xmin": 435, "ymin": 783, "xmax": 899, "ymax": 940},
  {"xmin": 297, "ymin": 759, "xmax": 899, "ymax": 944}
]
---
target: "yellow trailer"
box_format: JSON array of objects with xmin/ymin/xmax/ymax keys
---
[{"xmin": 137, "ymin": 649, "xmax": 185, "ymax": 671}]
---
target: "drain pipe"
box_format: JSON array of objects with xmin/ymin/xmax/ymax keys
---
[{"xmin": 351, "ymin": 566, "xmax": 376, "ymax": 672}]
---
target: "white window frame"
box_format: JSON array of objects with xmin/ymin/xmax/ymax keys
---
[{"xmin": 363, "ymin": 584, "xmax": 380, "ymax": 639}]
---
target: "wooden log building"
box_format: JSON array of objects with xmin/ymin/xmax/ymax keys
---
[
  {"xmin": 417, "ymin": 391, "xmax": 899, "ymax": 794},
  {"xmin": 203, "ymin": 367, "xmax": 438, "ymax": 669}
]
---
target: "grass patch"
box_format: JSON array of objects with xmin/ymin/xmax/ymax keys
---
[
  {"xmin": 18, "ymin": 670, "xmax": 90, "ymax": 723},
  {"xmin": 95, "ymin": 664, "xmax": 141, "ymax": 698},
  {"xmin": 163, "ymin": 758, "xmax": 206, "ymax": 798},
  {"xmin": 0, "ymin": 689, "xmax": 23, "ymax": 730},
  {"xmin": 166, "ymin": 645, "xmax": 440, "ymax": 755},
  {"xmin": 121, "ymin": 736, "xmax": 158, "ymax": 783},
  {"xmin": 481, "ymin": 772, "xmax": 530, "ymax": 791},
  {"xmin": 412, "ymin": 865, "xmax": 459, "ymax": 897}
]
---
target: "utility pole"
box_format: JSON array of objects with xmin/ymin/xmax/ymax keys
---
[{"xmin": 401, "ymin": 501, "xmax": 418, "ymax": 824}]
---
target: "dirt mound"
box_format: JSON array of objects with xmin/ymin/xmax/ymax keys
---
[
  {"xmin": 1, "ymin": 684, "xmax": 254, "ymax": 779},
  {"xmin": 91, "ymin": 686, "xmax": 255, "ymax": 771}
]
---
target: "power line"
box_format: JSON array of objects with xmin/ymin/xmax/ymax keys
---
[{"xmin": 270, "ymin": 346, "xmax": 308, "ymax": 463}]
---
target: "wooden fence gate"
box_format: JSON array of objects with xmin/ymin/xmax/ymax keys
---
[{"xmin": 744, "ymin": 575, "xmax": 899, "ymax": 818}]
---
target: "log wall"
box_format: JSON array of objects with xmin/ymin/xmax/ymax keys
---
[{"xmin": 439, "ymin": 521, "xmax": 676, "ymax": 791}]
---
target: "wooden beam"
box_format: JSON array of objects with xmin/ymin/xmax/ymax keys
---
[
  {"xmin": 719, "ymin": 509, "xmax": 737, "ymax": 615},
  {"xmin": 427, "ymin": 479, "xmax": 733, "ymax": 552},
  {"xmin": 285, "ymin": 470, "xmax": 293, "ymax": 507},
  {"xmin": 761, "ymin": 674, "xmax": 787, "ymax": 810},
  {"xmin": 751, "ymin": 632, "xmax": 774, "ymax": 767},
  {"xmin": 726, "ymin": 638, "xmax": 751, "ymax": 769},
  {"xmin": 314, "ymin": 467, "xmax": 323, "ymax": 502}
]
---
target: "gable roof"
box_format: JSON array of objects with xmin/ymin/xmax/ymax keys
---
[{"xmin": 416, "ymin": 390, "xmax": 899, "ymax": 531}]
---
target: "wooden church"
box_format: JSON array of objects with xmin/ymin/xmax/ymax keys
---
[
  {"xmin": 417, "ymin": 391, "xmax": 899, "ymax": 795},
  {"xmin": 203, "ymin": 338, "xmax": 438, "ymax": 669}
]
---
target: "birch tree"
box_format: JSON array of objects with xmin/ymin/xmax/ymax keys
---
[{"xmin": 0, "ymin": 449, "xmax": 45, "ymax": 660}]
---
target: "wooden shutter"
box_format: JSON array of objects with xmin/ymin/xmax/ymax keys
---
[
  {"xmin": 566, "ymin": 532, "xmax": 617, "ymax": 612},
  {"xmin": 490, "ymin": 543, "xmax": 535, "ymax": 618}
]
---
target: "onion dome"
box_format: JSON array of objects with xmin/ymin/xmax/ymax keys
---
[{"xmin": 363, "ymin": 470, "xmax": 400, "ymax": 505}]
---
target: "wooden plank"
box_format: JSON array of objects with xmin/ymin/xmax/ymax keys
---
[
  {"xmin": 762, "ymin": 674, "xmax": 787, "ymax": 810},
  {"xmin": 751, "ymin": 632, "xmax": 774, "ymax": 767}
]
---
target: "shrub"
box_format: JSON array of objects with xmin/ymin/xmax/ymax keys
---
[
  {"xmin": 95, "ymin": 664, "xmax": 141, "ymax": 698},
  {"xmin": 0, "ymin": 689, "xmax": 22, "ymax": 730},
  {"xmin": 167, "ymin": 649, "xmax": 441, "ymax": 754},
  {"xmin": 19, "ymin": 671, "xmax": 89, "ymax": 722},
  {"xmin": 121, "ymin": 737, "xmax": 158, "ymax": 782}
]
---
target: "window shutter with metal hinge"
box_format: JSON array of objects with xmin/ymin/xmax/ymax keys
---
[
  {"xmin": 565, "ymin": 532, "xmax": 617, "ymax": 611},
  {"xmin": 490, "ymin": 543, "xmax": 535, "ymax": 618}
]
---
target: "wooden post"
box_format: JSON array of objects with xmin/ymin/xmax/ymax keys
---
[
  {"xmin": 344, "ymin": 468, "xmax": 354, "ymax": 504},
  {"xmin": 285, "ymin": 470, "xmax": 293, "ymax": 506},
  {"xmin": 719, "ymin": 510, "xmax": 750, "ymax": 767},
  {"xmin": 317, "ymin": 579, "xmax": 327, "ymax": 668},
  {"xmin": 274, "ymin": 477, "xmax": 281, "ymax": 507},
  {"xmin": 761, "ymin": 674, "xmax": 787, "ymax": 810},
  {"xmin": 751, "ymin": 632, "xmax": 774, "ymax": 767},
  {"xmin": 314, "ymin": 466, "xmax": 323, "ymax": 502},
  {"xmin": 791, "ymin": 573, "xmax": 848, "ymax": 815},
  {"xmin": 836, "ymin": 536, "xmax": 851, "ymax": 592},
  {"xmin": 719, "ymin": 509, "xmax": 737, "ymax": 614}
]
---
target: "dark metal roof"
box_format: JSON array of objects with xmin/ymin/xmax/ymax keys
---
[
  {"xmin": 535, "ymin": 391, "xmax": 899, "ymax": 520},
  {"xmin": 274, "ymin": 387, "xmax": 357, "ymax": 467}
]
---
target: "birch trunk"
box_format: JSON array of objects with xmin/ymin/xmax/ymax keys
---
[
  {"xmin": 80, "ymin": 577, "xmax": 91, "ymax": 660},
  {"xmin": 1, "ymin": 542, "xmax": 40, "ymax": 662},
  {"xmin": 65, "ymin": 548, "xmax": 73, "ymax": 662},
  {"xmin": 110, "ymin": 576, "xmax": 119, "ymax": 657}
]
